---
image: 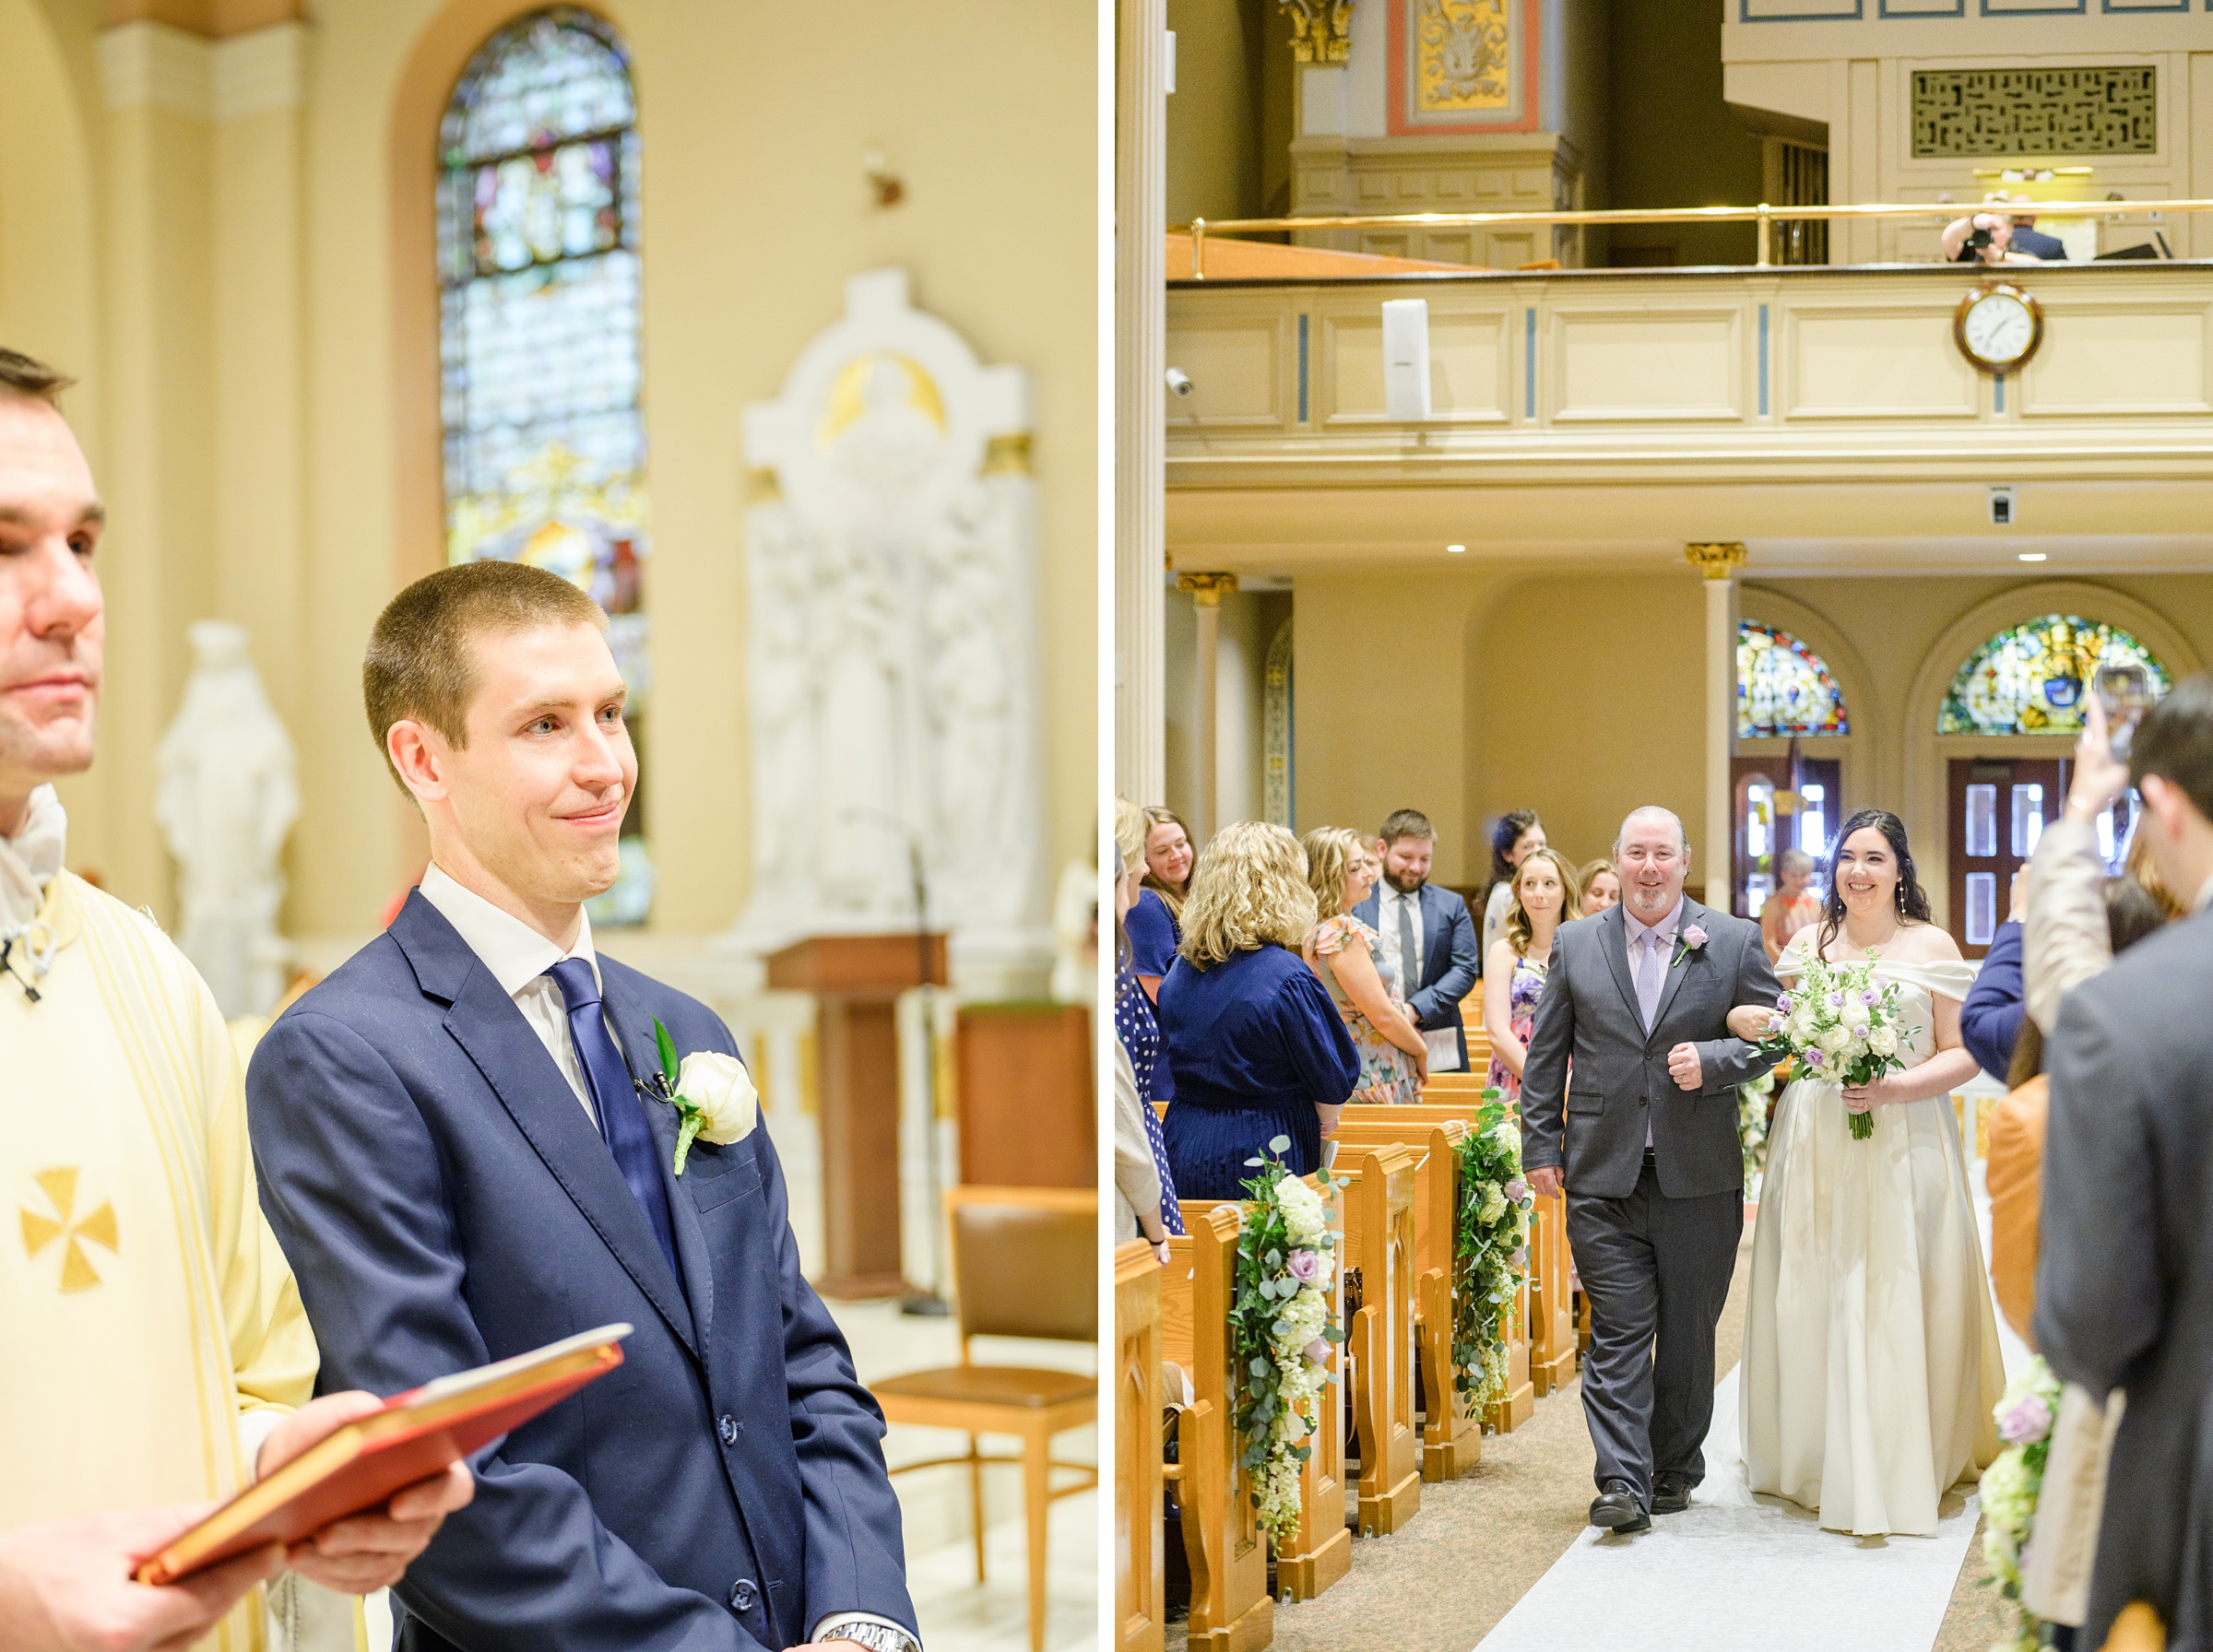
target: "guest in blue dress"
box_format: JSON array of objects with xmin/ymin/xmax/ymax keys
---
[{"xmin": 1157, "ymin": 820, "xmax": 1362, "ymax": 1199}]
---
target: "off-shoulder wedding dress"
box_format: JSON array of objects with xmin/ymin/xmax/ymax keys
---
[{"xmin": 1738, "ymin": 932, "xmax": 2006, "ymax": 1537}]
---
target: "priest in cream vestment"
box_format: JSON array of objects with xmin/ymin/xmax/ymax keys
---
[{"xmin": 0, "ymin": 350, "xmax": 468, "ymax": 1652}]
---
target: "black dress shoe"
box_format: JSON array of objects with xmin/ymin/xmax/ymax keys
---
[
  {"xmin": 1651, "ymin": 1470, "xmax": 1695, "ymax": 1514},
  {"xmin": 1588, "ymin": 1479, "xmax": 1651, "ymax": 1533}
]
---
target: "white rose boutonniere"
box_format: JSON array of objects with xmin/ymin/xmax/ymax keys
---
[{"xmin": 650, "ymin": 1018, "xmax": 759, "ymax": 1174}]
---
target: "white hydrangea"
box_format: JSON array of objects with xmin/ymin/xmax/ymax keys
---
[
  {"xmin": 1477, "ymin": 1183, "xmax": 1507, "ymax": 1226},
  {"xmin": 1277, "ymin": 1174, "xmax": 1327, "ymax": 1245}
]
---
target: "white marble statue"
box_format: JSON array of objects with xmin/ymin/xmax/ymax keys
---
[
  {"xmin": 154, "ymin": 620, "xmax": 298, "ymax": 1019},
  {"xmin": 731, "ymin": 268, "xmax": 1047, "ymax": 993}
]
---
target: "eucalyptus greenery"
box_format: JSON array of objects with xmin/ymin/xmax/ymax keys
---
[
  {"xmin": 1229, "ymin": 1136, "xmax": 1344, "ymax": 1542},
  {"xmin": 1450, "ymin": 1091, "xmax": 1535, "ymax": 1408}
]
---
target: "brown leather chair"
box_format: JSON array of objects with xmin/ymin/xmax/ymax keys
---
[{"xmin": 871, "ymin": 1186, "xmax": 1097, "ymax": 1652}]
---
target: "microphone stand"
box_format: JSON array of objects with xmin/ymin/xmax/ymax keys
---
[{"xmin": 844, "ymin": 808, "xmax": 950, "ymax": 1317}]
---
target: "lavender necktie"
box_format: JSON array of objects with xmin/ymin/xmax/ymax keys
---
[{"xmin": 1635, "ymin": 926, "xmax": 1666, "ymax": 1032}]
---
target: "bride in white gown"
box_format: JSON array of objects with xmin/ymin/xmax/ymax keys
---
[{"xmin": 1733, "ymin": 809, "xmax": 2006, "ymax": 1537}]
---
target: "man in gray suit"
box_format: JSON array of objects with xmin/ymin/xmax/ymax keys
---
[
  {"xmin": 1521, "ymin": 807, "xmax": 1781, "ymax": 1533},
  {"xmin": 2037, "ymin": 674, "xmax": 2213, "ymax": 1652}
]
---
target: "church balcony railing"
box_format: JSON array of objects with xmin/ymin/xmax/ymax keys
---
[
  {"xmin": 1171, "ymin": 198, "xmax": 2213, "ymax": 281},
  {"xmin": 1162, "ymin": 240, "xmax": 2213, "ymax": 491}
]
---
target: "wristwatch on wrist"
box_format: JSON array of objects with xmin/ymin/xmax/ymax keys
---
[{"xmin": 818, "ymin": 1623, "xmax": 917, "ymax": 1652}]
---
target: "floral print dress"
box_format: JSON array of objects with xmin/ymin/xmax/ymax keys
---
[
  {"xmin": 1309, "ymin": 914, "xmax": 1421, "ymax": 1105},
  {"xmin": 1486, "ymin": 952, "xmax": 1549, "ymax": 1102}
]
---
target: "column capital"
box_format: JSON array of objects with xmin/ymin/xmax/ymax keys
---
[
  {"xmin": 1685, "ymin": 541, "xmax": 1747, "ymax": 581},
  {"xmin": 1176, "ymin": 572, "xmax": 1239, "ymax": 607},
  {"xmin": 1278, "ymin": 0, "xmax": 1353, "ymax": 63}
]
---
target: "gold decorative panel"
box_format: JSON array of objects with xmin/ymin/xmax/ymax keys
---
[
  {"xmin": 1391, "ymin": 0, "xmax": 1535, "ymax": 134},
  {"xmin": 1910, "ymin": 67, "xmax": 2157, "ymax": 159}
]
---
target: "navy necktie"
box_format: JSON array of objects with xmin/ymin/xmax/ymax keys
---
[{"xmin": 546, "ymin": 958, "xmax": 683, "ymax": 1288}]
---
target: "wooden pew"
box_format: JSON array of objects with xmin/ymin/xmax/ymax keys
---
[
  {"xmin": 1159, "ymin": 1206, "xmax": 1272, "ymax": 1651},
  {"xmin": 1115, "ymin": 1240, "xmax": 1164, "ymax": 1652},
  {"xmin": 1332, "ymin": 1110, "xmax": 1480, "ymax": 1481},
  {"xmin": 1527, "ymin": 1187, "xmax": 1577, "ymax": 1396},
  {"xmin": 1343, "ymin": 1101, "xmax": 1540, "ymax": 1434},
  {"xmin": 1178, "ymin": 1186, "xmax": 1350, "ymax": 1605},
  {"xmin": 1334, "ymin": 1143, "xmax": 1423, "ymax": 1536}
]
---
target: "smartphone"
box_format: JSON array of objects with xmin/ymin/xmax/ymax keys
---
[{"xmin": 2094, "ymin": 663, "xmax": 2153, "ymax": 760}]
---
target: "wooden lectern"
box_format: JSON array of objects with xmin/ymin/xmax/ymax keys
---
[{"xmin": 766, "ymin": 933, "xmax": 949, "ymax": 1300}]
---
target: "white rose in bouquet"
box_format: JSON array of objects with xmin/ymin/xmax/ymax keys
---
[
  {"xmin": 1870, "ymin": 1025, "xmax": 1899, "ymax": 1057},
  {"xmin": 1842, "ymin": 1002, "xmax": 1871, "ymax": 1032},
  {"xmin": 1819, "ymin": 1024, "xmax": 1851, "ymax": 1054}
]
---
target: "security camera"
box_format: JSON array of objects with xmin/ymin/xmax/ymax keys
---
[{"xmin": 1166, "ymin": 367, "xmax": 1193, "ymax": 398}]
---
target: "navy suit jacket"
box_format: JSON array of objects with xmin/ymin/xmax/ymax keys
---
[
  {"xmin": 1959, "ymin": 919, "xmax": 2026, "ymax": 1084},
  {"xmin": 1351, "ymin": 881, "xmax": 1481, "ymax": 1067},
  {"xmin": 246, "ymin": 893, "xmax": 914, "ymax": 1652}
]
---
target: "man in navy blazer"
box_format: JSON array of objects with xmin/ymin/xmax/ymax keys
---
[
  {"xmin": 247, "ymin": 562, "xmax": 917, "ymax": 1652},
  {"xmin": 1352, "ymin": 808, "xmax": 1482, "ymax": 1070}
]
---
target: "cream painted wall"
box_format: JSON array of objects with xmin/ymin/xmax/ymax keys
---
[
  {"xmin": 1469, "ymin": 572, "xmax": 1706, "ymax": 875},
  {"xmin": 1288, "ymin": 564, "xmax": 1485, "ymax": 883},
  {"xmin": 8, "ymin": 0, "xmax": 1098, "ymax": 943}
]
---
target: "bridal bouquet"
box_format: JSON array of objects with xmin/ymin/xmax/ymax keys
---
[
  {"xmin": 1231, "ymin": 1138, "xmax": 1345, "ymax": 1543},
  {"xmin": 1757, "ymin": 952, "xmax": 1918, "ymax": 1141}
]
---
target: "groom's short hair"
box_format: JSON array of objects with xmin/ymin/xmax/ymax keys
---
[
  {"xmin": 2131, "ymin": 671, "xmax": 2213, "ymax": 826},
  {"xmin": 363, "ymin": 560, "xmax": 607, "ymax": 790},
  {"xmin": 1614, "ymin": 806, "xmax": 1688, "ymax": 857}
]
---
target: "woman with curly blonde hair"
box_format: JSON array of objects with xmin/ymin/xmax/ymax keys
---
[
  {"xmin": 1158, "ymin": 821, "xmax": 1362, "ymax": 1198},
  {"xmin": 1302, "ymin": 827, "xmax": 1426, "ymax": 1103}
]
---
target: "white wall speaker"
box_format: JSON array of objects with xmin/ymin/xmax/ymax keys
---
[{"xmin": 1382, "ymin": 298, "xmax": 1431, "ymax": 421}]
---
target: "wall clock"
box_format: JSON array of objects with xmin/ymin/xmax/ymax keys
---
[{"xmin": 1954, "ymin": 283, "xmax": 2043, "ymax": 374}]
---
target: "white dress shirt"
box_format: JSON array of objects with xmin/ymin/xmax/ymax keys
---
[
  {"xmin": 417, "ymin": 862, "xmax": 603, "ymax": 1127},
  {"xmin": 1379, "ymin": 881, "xmax": 1426, "ymax": 992}
]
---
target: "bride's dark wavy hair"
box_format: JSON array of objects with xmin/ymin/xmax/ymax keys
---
[{"xmin": 1816, "ymin": 808, "xmax": 1931, "ymax": 955}]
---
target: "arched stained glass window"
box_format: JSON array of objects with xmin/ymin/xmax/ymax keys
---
[
  {"xmin": 1938, "ymin": 615, "xmax": 2171, "ymax": 736},
  {"xmin": 1738, "ymin": 622, "xmax": 1850, "ymax": 738},
  {"xmin": 438, "ymin": 8, "xmax": 653, "ymax": 922}
]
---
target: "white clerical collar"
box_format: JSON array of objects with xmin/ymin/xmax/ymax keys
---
[
  {"xmin": 418, "ymin": 860, "xmax": 598, "ymax": 999},
  {"xmin": 0, "ymin": 784, "xmax": 66, "ymax": 932}
]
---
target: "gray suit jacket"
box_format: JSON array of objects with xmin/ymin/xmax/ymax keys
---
[
  {"xmin": 2035, "ymin": 907, "xmax": 2213, "ymax": 1652},
  {"xmin": 1519, "ymin": 898, "xmax": 1781, "ymax": 1200}
]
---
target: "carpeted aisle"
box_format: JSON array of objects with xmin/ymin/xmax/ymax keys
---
[{"xmin": 1171, "ymin": 1167, "xmax": 2030, "ymax": 1652}]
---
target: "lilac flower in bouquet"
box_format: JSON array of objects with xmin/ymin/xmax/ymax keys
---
[
  {"xmin": 1286, "ymin": 1249, "xmax": 1320, "ymax": 1285},
  {"xmin": 1304, "ymin": 1337, "xmax": 1332, "ymax": 1368},
  {"xmin": 1504, "ymin": 1177, "xmax": 1528, "ymax": 1203},
  {"xmin": 1509, "ymin": 1246, "xmax": 1528, "ymax": 1270},
  {"xmin": 1998, "ymin": 1392, "xmax": 2054, "ymax": 1446},
  {"xmin": 1775, "ymin": 992, "xmax": 1793, "ymax": 1014}
]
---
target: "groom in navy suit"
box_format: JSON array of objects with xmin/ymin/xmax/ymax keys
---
[{"xmin": 247, "ymin": 561, "xmax": 917, "ymax": 1652}]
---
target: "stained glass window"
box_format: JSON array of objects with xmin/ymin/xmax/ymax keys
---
[
  {"xmin": 1938, "ymin": 615, "xmax": 2171, "ymax": 737},
  {"xmin": 1737, "ymin": 622, "xmax": 1849, "ymax": 738},
  {"xmin": 438, "ymin": 8, "xmax": 652, "ymax": 923}
]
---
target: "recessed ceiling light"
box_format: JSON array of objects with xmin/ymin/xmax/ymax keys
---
[
  {"xmin": 2018, "ymin": 552, "xmax": 2047, "ymax": 562},
  {"xmin": 1447, "ymin": 543, "xmax": 1466, "ymax": 554}
]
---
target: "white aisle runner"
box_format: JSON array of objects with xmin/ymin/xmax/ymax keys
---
[{"xmin": 1475, "ymin": 1168, "xmax": 2030, "ymax": 1652}]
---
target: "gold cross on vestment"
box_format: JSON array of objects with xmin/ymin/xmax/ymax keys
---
[{"xmin": 19, "ymin": 1167, "xmax": 119, "ymax": 1292}]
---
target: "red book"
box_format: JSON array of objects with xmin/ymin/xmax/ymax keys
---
[{"xmin": 136, "ymin": 1324, "xmax": 633, "ymax": 1586}]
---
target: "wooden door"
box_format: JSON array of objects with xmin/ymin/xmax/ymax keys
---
[
  {"xmin": 1732, "ymin": 755, "xmax": 1842, "ymax": 919},
  {"xmin": 1946, "ymin": 758, "xmax": 2066, "ymax": 958}
]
